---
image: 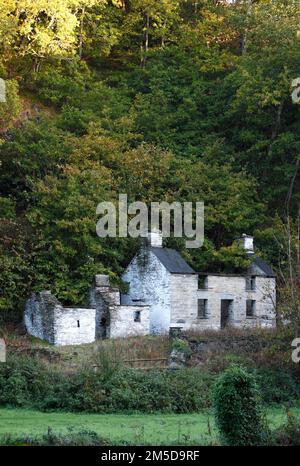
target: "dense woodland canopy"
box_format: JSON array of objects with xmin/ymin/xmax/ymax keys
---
[{"xmin": 0, "ymin": 0, "xmax": 300, "ymax": 317}]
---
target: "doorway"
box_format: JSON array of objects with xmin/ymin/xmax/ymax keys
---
[{"xmin": 221, "ymin": 300, "xmax": 233, "ymax": 329}]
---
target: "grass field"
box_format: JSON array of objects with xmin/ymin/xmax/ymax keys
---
[{"xmin": 0, "ymin": 406, "xmax": 299, "ymax": 445}]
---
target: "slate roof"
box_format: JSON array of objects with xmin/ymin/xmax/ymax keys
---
[
  {"xmin": 150, "ymin": 247, "xmax": 196, "ymax": 274},
  {"xmin": 251, "ymin": 255, "xmax": 276, "ymax": 277},
  {"xmin": 149, "ymin": 247, "xmax": 275, "ymax": 277}
]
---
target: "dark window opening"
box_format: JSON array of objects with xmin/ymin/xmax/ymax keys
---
[
  {"xmin": 31, "ymin": 314, "xmax": 34, "ymax": 325},
  {"xmin": 198, "ymin": 299, "xmax": 208, "ymax": 319},
  {"xmin": 77, "ymin": 320, "xmax": 80, "ymax": 328},
  {"xmin": 221, "ymin": 300, "xmax": 234, "ymax": 329},
  {"xmin": 134, "ymin": 311, "xmax": 141, "ymax": 322},
  {"xmin": 246, "ymin": 276, "xmax": 256, "ymax": 291},
  {"xmin": 246, "ymin": 300, "xmax": 256, "ymax": 317},
  {"xmin": 198, "ymin": 276, "xmax": 208, "ymax": 289}
]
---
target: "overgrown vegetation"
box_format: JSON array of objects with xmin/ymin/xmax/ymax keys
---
[
  {"xmin": 212, "ymin": 365, "xmax": 267, "ymax": 445},
  {"xmin": 1, "ymin": 1, "xmax": 300, "ymax": 319},
  {"xmin": 1, "ymin": 336, "xmax": 299, "ymax": 415}
]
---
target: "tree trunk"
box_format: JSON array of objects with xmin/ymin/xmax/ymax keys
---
[
  {"xmin": 267, "ymin": 100, "xmax": 284, "ymax": 158},
  {"xmin": 32, "ymin": 57, "xmax": 41, "ymax": 73},
  {"xmin": 242, "ymin": 0, "xmax": 253, "ymax": 55},
  {"xmin": 286, "ymin": 158, "xmax": 300, "ymax": 209},
  {"xmin": 141, "ymin": 13, "xmax": 150, "ymax": 68},
  {"xmin": 78, "ymin": 7, "xmax": 85, "ymax": 60}
]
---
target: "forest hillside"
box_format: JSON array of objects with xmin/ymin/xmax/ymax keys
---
[{"xmin": 0, "ymin": 0, "xmax": 300, "ymax": 321}]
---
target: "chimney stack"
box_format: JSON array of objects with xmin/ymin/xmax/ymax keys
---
[
  {"xmin": 147, "ymin": 230, "xmax": 163, "ymax": 248},
  {"xmin": 237, "ymin": 234, "xmax": 254, "ymax": 255}
]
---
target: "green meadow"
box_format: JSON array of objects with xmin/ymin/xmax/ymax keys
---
[{"xmin": 0, "ymin": 406, "xmax": 299, "ymax": 445}]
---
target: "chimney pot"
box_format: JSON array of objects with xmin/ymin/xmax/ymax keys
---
[
  {"xmin": 147, "ymin": 230, "xmax": 163, "ymax": 248},
  {"xmin": 237, "ymin": 234, "xmax": 254, "ymax": 254}
]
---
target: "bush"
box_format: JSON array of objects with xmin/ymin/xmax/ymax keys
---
[
  {"xmin": 0, "ymin": 355, "xmax": 49, "ymax": 406},
  {"xmin": 256, "ymin": 368, "xmax": 300, "ymax": 404},
  {"xmin": 272, "ymin": 411, "xmax": 300, "ymax": 446},
  {"xmin": 212, "ymin": 365, "xmax": 268, "ymax": 446},
  {"xmin": 0, "ymin": 355, "xmax": 214, "ymax": 413},
  {"xmin": 40, "ymin": 367, "xmax": 213, "ymax": 413},
  {"xmin": 170, "ymin": 338, "xmax": 192, "ymax": 358}
]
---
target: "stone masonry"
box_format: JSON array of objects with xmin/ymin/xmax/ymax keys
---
[{"xmin": 24, "ymin": 231, "xmax": 276, "ymax": 346}]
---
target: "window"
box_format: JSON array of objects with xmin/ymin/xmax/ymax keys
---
[
  {"xmin": 77, "ymin": 320, "xmax": 80, "ymax": 328},
  {"xmin": 198, "ymin": 299, "xmax": 208, "ymax": 319},
  {"xmin": 246, "ymin": 276, "xmax": 256, "ymax": 291},
  {"xmin": 31, "ymin": 314, "xmax": 34, "ymax": 325},
  {"xmin": 198, "ymin": 275, "xmax": 208, "ymax": 289},
  {"xmin": 134, "ymin": 311, "xmax": 141, "ymax": 322},
  {"xmin": 246, "ymin": 300, "xmax": 256, "ymax": 317}
]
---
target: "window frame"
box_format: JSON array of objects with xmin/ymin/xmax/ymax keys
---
[
  {"xmin": 246, "ymin": 275, "xmax": 256, "ymax": 291},
  {"xmin": 197, "ymin": 299, "xmax": 208, "ymax": 319},
  {"xmin": 246, "ymin": 299, "xmax": 256, "ymax": 318},
  {"xmin": 134, "ymin": 310, "xmax": 141, "ymax": 323},
  {"xmin": 198, "ymin": 275, "xmax": 208, "ymax": 290}
]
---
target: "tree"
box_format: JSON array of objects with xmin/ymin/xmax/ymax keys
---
[{"xmin": 0, "ymin": 0, "xmax": 103, "ymax": 70}]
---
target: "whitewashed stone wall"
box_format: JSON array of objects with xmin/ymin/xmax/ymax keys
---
[
  {"xmin": 109, "ymin": 305, "xmax": 150, "ymax": 338},
  {"xmin": 54, "ymin": 306, "xmax": 96, "ymax": 346},
  {"xmin": 121, "ymin": 249, "xmax": 172, "ymax": 334},
  {"xmin": 24, "ymin": 292, "xmax": 96, "ymax": 346},
  {"xmin": 170, "ymin": 274, "xmax": 199, "ymax": 328},
  {"xmin": 89, "ymin": 274, "xmax": 120, "ymax": 339},
  {"xmin": 90, "ymin": 275, "xmax": 150, "ymax": 339}
]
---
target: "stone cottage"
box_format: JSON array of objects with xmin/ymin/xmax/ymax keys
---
[
  {"xmin": 24, "ymin": 231, "xmax": 276, "ymax": 346},
  {"xmin": 121, "ymin": 231, "xmax": 276, "ymax": 333}
]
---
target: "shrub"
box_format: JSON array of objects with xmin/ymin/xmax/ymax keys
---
[
  {"xmin": 256, "ymin": 368, "xmax": 300, "ymax": 404},
  {"xmin": 171, "ymin": 338, "xmax": 192, "ymax": 358},
  {"xmin": 0, "ymin": 355, "xmax": 214, "ymax": 413},
  {"xmin": 0, "ymin": 355, "xmax": 49, "ymax": 406},
  {"xmin": 212, "ymin": 365, "xmax": 268, "ymax": 446},
  {"xmin": 272, "ymin": 411, "xmax": 300, "ymax": 446},
  {"xmin": 0, "ymin": 428, "xmax": 109, "ymax": 446}
]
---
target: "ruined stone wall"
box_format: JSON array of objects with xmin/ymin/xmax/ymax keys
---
[
  {"xmin": 24, "ymin": 291, "xmax": 57, "ymax": 343},
  {"xmin": 109, "ymin": 305, "xmax": 150, "ymax": 338},
  {"xmin": 54, "ymin": 306, "xmax": 96, "ymax": 346},
  {"xmin": 122, "ymin": 249, "xmax": 171, "ymax": 334},
  {"xmin": 25, "ymin": 291, "xmax": 96, "ymax": 346}
]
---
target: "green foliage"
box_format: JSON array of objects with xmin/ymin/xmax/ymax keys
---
[
  {"xmin": 0, "ymin": 79, "xmax": 20, "ymax": 127},
  {"xmin": 0, "ymin": 355, "xmax": 212, "ymax": 413},
  {"xmin": 272, "ymin": 411, "xmax": 300, "ymax": 446},
  {"xmin": 212, "ymin": 365, "xmax": 267, "ymax": 446},
  {"xmin": 1, "ymin": 0, "xmax": 300, "ymax": 315},
  {"xmin": 0, "ymin": 356, "xmax": 48, "ymax": 406},
  {"xmin": 0, "ymin": 354, "xmax": 299, "ymax": 415},
  {"xmin": 171, "ymin": 338, "xmax": 192, "ymax": 357},
  {"xmin": 257, "ymin": 368, "xmax": 300, "ymax": 404}
]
